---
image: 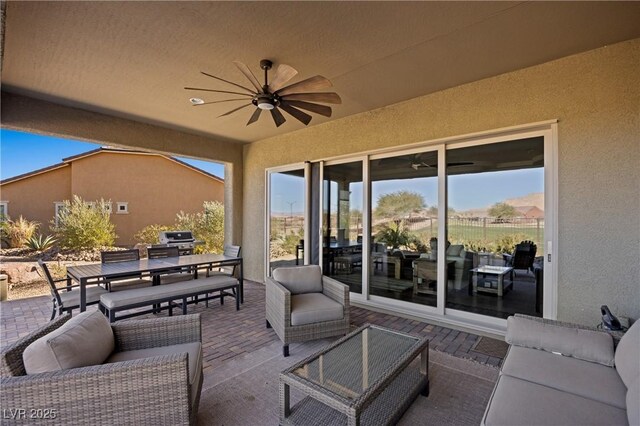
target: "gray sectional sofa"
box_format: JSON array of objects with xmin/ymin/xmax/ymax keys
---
[{"xmin": 483, "ymin": 314, "xmax": 639, "ymax": 426}]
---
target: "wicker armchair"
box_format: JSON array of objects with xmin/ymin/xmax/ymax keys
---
[
  {"xmin": 0, "ymin": 314, "xmax": 203, "ymax": 425},
  {"xmin": 265, "ymin": 265, "xmax": 350, "ymax": 357}
]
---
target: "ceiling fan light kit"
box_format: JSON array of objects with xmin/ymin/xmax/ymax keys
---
[{"xmin": 185, "ymin": 58, "xmax": 341, "ymax": 127}]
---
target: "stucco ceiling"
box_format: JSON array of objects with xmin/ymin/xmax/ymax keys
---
[{"xmin": 2, "ymin": 1, "xmax": 639, "ymax": 144}]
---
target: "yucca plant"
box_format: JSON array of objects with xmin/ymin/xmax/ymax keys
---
[{"xmin": 26, "ymin": 234, "xmax": 57, "ymax": 251}]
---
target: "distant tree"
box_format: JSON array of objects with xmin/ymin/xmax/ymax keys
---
[
  {"xmin": 426, "ymin": 206, "xmax": 456, "ymax": 217},
  {"xmin": 488, "ymin": 202, "xmax": 518, "ymax": 219},
  {"xmin": 374, "ymin": 191, "xmax": 425, "ymax": 219}
]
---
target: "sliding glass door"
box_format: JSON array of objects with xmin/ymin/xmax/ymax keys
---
[
  {"xmin": 445, "ymin": 137, "xmax": 545, "ymax": 319},
  {"xmin": 267, "ymin": 123, "xmax": 556, "ymax": 328},
  {"xmin": 322, "ymin": 161, "xmax": 363, "ymax": 294},
  {"xmin": 369, "ymin": 150, "xmax": 440, "ymax": 307},
  {"xmin": 267, "ymin": 168, "xmax": 306, "ymax": 276}
]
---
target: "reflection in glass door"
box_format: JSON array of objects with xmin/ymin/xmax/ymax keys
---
[
  {"xmin": 446, "ymin": 137, "xmax": 545, "ymax": 319},
  {"xmin": 268, "ymin": 169, "xmax": 306, "ymax": 275},
  {"xmin": 322, "ymin": 161, "xmax": 363, "ymax": 294},
  {"xmin": 369, "ymin": 151, "xmax": 440, "ymax": 307}
]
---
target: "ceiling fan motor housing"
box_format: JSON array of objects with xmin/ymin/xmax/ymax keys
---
[{"xmin": 254, "ymin": 93, "xmax": 278, "ymax": 110}]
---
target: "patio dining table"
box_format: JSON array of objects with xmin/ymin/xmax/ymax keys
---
[{"xmin": 66, "ymin": 253, "xmax": 243, "ymax": 311}]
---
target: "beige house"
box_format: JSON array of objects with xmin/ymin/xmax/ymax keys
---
[
  {"xmin": 0, "ymin": 148, "xmax": 224, "ymax": 245},
  {"xmin": 1, "ymin": 2, "xmax": 638, "ymax": 333}
]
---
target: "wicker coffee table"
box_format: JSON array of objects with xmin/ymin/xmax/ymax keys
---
[{"xmin": 279, "ymin": 324, "xmax": 429, "ymax": 426}]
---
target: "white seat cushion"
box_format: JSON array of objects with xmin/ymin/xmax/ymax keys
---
[
  {"xmin": 502, "ymin": 346, "xmax": 627, "ymax": 408},
  {"xmin": 290, "ymin": 293, "xmax": 343, "ymax": 326},
  {"xmin": 58, "ymin": 285, "xmax": 109, "ymax": 306},
  {"xmin": 483, "ymin": 374, "xmax": 628, "ymax": 426}
]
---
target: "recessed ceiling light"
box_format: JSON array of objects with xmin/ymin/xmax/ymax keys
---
[{"xmin": 189, "ymin": 98, "xmax": 204, "ymax": 105}]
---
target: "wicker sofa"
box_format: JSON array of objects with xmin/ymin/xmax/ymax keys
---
[
  {"xmin": 0, "ymin": 312, "xmax": 203, "ymax": 425},
  {"xmin": 482, "ymin": 314, "xmax": 639, "ymax": 426}
]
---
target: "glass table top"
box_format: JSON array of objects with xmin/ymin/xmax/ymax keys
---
[{"xmin": 291, "ymin": 326, "xmax": 419, "ymax": 400}]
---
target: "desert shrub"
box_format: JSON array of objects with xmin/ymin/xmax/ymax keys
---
[
  {"xmin": 134, "ymin": 224, "xmax": 172, "ymax": 244},
  {"xmin": 494, "ymin": 233, "xmax": 529, "ymax": 254},
  {"xmin": 26, "ymin": 234, "xmax": 57, "ymax": 251},
  {"xmin": 282, "ymin": 233, "xmax": 302, "ymax": 255},
  {"xmin": 175, "ymin": 201, "xmax": 224, "ymax": 254},
  {"xmin": 51, "ymin": 196, "xmax": 116, "ymax": 249},
  {"xmin": 3, "ymin": 216, "xmax": 39, "ymax": 248}
]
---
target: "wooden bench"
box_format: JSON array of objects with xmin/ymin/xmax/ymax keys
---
[{"xmin": 99, "ymin": 275, "xmax": 240, "ymax": 322}]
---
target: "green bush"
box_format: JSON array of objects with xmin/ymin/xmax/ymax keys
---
[
  {"xmin": 134, "ymin": 224, "xmax": 172, "ymax": 244},
  {"xmin": 51, "ymin": 196, "xmax": 116, "ymax": 249},
  {"xmin": 494, "ymin": 233, "xmax": 529, "ymax": 255},
  {"xmin": 175, "ymin": 201, "xmax": 224, "ymax": 254},
  {"xmin": 3, "ymin": 216, "xmax": 39, "ymax": 248}
]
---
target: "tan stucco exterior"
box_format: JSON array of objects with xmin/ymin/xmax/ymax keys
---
[
  {"xmin": 0, "ymin": 165, "xmax": 71, "ymax": 230},
  {"xmin": 0, "ymin": 150, "xmax": 224, "ymax": 245},
  {"xmin": 242, "ymin": 38, "xmax": 640, "ymax": 326}
]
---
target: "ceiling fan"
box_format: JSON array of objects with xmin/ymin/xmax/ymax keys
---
[
  {"xmin": 379, "ymin": 153, "xmax": 474, "ymax": 170},
  {"xmin": 185, "ymin": 59, "xmax": 341, "ymax": 127}
]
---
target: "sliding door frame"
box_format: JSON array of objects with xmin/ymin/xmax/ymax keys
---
[
  {"xmin": 264, "ymin": 163, "xmax": 310, "ymax": 279},
  {"xmin": 265, "ymin": 120, "xmax": 558, "ymax": 334}
]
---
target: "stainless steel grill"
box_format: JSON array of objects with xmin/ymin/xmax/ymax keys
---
[{"xmin": 158, "ymin": 231, "xmax": 197, "ymax": 255}]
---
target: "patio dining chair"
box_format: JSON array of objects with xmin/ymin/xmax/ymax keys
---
[
  {"xmin": 503, "ymin": 240, "xmax": 537, "ymax": 278},
  {"xmin": 208, "ymin": 245, "xmax": 241, "ymax": 277},
  {"xmin": 38, "ymin": 259, "xmax": 107, "ymax": 320},
  {"xmin": 101, "ymin": 249, "xmax": 153, "ymax": 291},
  {"xmin": 147, "ymin": 246, "xmax": 195, "ymax": 285}
]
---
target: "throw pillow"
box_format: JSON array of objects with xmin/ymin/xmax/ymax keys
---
[{"xmin": 23, "ymin": 311, "xmax": 115, "ymax": 374}]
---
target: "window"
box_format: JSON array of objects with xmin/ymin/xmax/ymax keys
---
[
  {"xmin": 0, "ymin": 202, "xmax": 8, "ymax": 220},
  {"xmin": 116, "ymin": 202, "xmax": 129, "ymax": 214},
  {"xmin": 54, "ymin": 202, "xmax": 67, "ymax": 226},
  {"xmin": 103, "ymin": 202, "xmax": 112, "ymax": 214}
]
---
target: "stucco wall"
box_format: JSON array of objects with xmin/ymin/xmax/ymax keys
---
[
  {"xmin": 0, "ymin": 165, "xmax": 71, "ymax": 232},
  {"xmin": 0, "ymin": 92, "xmax": 243, "ymax": 247},
  {"xmin": 243, "ymin": 38, "xmax": 640, "ymax": 325},
  {"xmin": 70, "ymin": 152, "xmax": 224, "ymax": 245}
]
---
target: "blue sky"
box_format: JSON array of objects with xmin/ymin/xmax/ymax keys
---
[
  {"xmin": 271, "ymin": 167, "xmax": 543, "ymax": 214},
  {"xmin": 0, "ymin": 129, "xmax": 225, "ymax": 180}
]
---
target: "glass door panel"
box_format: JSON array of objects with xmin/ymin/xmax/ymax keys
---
[
  {"xmin": 446, "ymin": 137, "xmax": 544, "ymax": 318},
  {"xmin": 322, "ymin": 161, "xmax": 363, "ymax": 294},
  {"xmin": 369, "ymin": 151, "xmax": 439, "ymax": 306},
  {"xmin": 268, "ymin": 169, "xmax": 306, "ymax": 275}
]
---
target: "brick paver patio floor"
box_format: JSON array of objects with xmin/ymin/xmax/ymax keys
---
[{"xmin": 0, "ymin": 280, "xmax": 504, "ymax": 373}]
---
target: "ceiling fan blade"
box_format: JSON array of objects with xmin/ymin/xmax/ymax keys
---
[
  {"xmin": 184, "ymin": 87, "xmax": 253, "ymax": 97},
  {"xmin": 194, "ymin": 98, "xmax": 249, "ymax": 106},
  {"xmin": 276, "ymin": 75, "xmax": 332, "ymax": 96},
  {"xmin": 233, "ymin": 61, "xmax": 262, "ymax": 91},
  {"xmin": 278, "ymin": 102, "xmax": 312, "ymax": 126},
  {"xmin": 281, "ymin": 92, "xmax": 342, "ymax": 104},
  {"xmin": 247, "ymin": 108, "xmax": 262, "ymax": 125},
  {"xmin": 200, "ymin": 71, "xmax": 255, "ymax": 95},
  {"xmin": 268, "ymin": 64, "xmax": 298, "ymax": 92},
  {"xmin": 284, "ymin": 100, "xmax": 332, "ymax": 117},
  {"xmin": 270, "ymin": 108, "xmax": 286, "ymax": 127},
  {"xmin": 218, "ymin": 103, "xmax": 252, "ymax": 117}
]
